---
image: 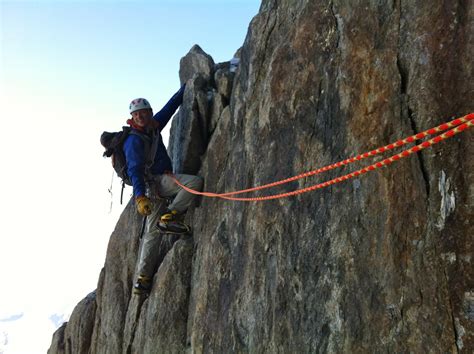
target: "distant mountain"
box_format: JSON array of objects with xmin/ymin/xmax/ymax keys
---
[{"xmin": 0, "ymin": 313, "xmax": 23, "ymax": 323}]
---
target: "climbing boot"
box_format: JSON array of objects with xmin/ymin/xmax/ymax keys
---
[
  {"xmin": 157, "ymin": 209, "xmax": 191, "ymax": 235},
  {"xmin": 133, "ymin": 275, "xmax": 151, "ymax": 295}
]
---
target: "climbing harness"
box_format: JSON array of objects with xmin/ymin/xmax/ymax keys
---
[{"xmin": 172, "ymin": 113, "xmax": 473, "ymax": 201}]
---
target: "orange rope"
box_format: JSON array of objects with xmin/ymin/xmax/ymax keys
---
[{"xmin": 172, "ymin": 113, "xmax": 473, "ymax": 201}]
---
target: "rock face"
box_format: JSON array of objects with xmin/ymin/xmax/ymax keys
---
[{"xmin": 49, "ymin": 1, "xmax": 473, "ymax": 353}]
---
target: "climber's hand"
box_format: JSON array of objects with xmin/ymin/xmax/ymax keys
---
[{"xmin": 136, "ymin": 196, "xmax": 153, "ymax": 216}]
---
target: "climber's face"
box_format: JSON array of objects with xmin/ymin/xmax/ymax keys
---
[{"xmin": 131, "ymin": 109, "xmax": 153, "ymax": 128}]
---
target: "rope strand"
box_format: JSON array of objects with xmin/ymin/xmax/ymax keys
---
[
  {"xmin": 213, "ymin": 113, "xmax": 472, "ymax": 196},
  {"xmin": 172, "ymin": 113, "xmax": 473, "ymax": 201}
]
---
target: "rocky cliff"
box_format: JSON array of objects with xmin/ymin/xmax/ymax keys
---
[{"xmin": 49, "ymin": 1, "xmax": 473, "ymax": 353}]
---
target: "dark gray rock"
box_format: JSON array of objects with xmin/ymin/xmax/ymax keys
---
[
  {"xmin": 88, "ymin": 199, "xmax": 142, "ymax": 354},
  {"xmin": 168, "ymin": 74, "xmax": 210, "ymax": 175},
  {"xmin": 209, "ymin": 90, "xmax": 225, "ymax": 135},
  {"xmin": 48, "ymin": 323, "xmax": 66, "ymax": 354},
  {"xmin": 214, "ymin": 67, "xmax": 234, "ymax": 101},
  {"xmin": 130, "ymin": 239, "xmax": 193, "ymax": 354},
  {"xmin": 48, "ymin": 292, "xmax": 96, "ymax": 354},
  {"xmin": 179, "ymin": 44, "xmax": 215, "ymax": 84},
  {"xmin": 169, "ymin": 48, "xmax": 234, "ymax": 175}
]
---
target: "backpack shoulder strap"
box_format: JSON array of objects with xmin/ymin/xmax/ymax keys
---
[
  {"xmin": 128, "ymin": 129, "xmax": 158, "ymax": 177},
  {"xmin": 146, "ymin": 130, "xmax": 161, "ymax": 169},
  {"xmin": 128, "ymin": 130, "xmax": 152, "ymax": 156}
]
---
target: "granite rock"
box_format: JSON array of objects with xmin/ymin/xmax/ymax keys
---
[{"xmin": 50, "ymin": 1, "xmax": 473, "ymax": 352}]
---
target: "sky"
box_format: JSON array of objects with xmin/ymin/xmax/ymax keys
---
[{"xmin": 0, "ymin": 0, "xmax": 260, "ymax": 352}]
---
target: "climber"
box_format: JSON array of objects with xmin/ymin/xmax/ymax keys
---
[{"xmin": 124, "ymin": 84, "xmax": 203, "ymax": 295}]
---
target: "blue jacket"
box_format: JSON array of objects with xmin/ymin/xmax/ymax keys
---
[{"xmin": 124, "ymin": 85, "xmax": 185, "ymax": 197}]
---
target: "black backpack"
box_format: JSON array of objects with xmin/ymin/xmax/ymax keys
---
[
  {"xmin": 101, "ymin": 127, "xmax": 151, "ymax": 202},
  {"xmin": 101, "ymin": 126, "xmax": 134, "ymax": 185}
]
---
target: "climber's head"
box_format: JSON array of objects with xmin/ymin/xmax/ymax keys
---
[{"xmin": 129, "ymin": 98, "xmax": 153, "ymax": 128}]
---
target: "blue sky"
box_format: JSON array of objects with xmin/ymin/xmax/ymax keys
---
[
  {"xmin": 2, "ymin": 0, "xmax": 259, "ymax": 113},
  {"xmin": 0, "ymin": 1, "xmax": 260, "ymax": 352}
]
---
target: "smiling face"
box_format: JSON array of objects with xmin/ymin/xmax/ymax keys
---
[{"xmin": 131, "ymin": 108, "xmax": 153, "ymax": 128}]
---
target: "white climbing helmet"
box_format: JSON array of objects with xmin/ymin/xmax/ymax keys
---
[{"xmin": 129, "ymin": 98, "xmax": 152, "ymax": 114}]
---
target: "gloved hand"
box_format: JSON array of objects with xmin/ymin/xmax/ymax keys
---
[{"xmin": 136, "ymin": 195, "xmax": 153, "ymax": 216}]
